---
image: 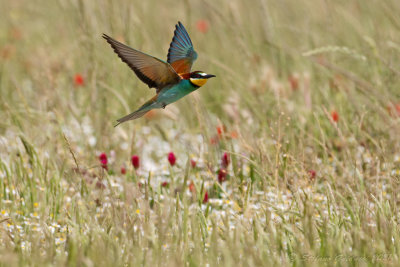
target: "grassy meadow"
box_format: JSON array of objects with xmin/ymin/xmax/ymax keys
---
[{"xmin": 1, "ymin": 0, "xmax": 400, "ymax": 266}]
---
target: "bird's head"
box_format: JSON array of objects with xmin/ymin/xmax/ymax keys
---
[{"xmin": 189, "ymin": 71, "xmax": 216, "ymax": 87}]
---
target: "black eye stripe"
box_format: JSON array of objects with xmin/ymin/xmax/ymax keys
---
[{"xmin": 191, "ymin": 73, "xmax": 203, "ymax": 78}]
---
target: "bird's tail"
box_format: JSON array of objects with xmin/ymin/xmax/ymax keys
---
[
  {"xmin": 114, "ymin": 95, "xmax": 158, "ymax": 127},
  {"xmin": 114, "ymin": 109, "xmax": 150, "ymax": 127}
]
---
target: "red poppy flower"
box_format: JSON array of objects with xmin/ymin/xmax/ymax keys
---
[
  {"xmin": 221, "ymin": 152, "xmax": 230, "ymax": 168},
  {"xmin": 230, "ymin": 131, "xmax": 238, "ymax": 139},
  {"xmin": 131, "ymin": 155, "xmax": 140, "ymax": 169},
  {"xmin": 217, "ymin": 126, "xmax": 223, "ymax": 136},
  {"xmin": 144, "ymin": 109, "xmax": 156, "ymax": 119},
  {"xmin": 191, "ymin": 159, "xmax": 196, "ymax": 168},
  {"xmin": 161, "ymin": 181, "xmax": 169, "ymax": 187},
  {"xmin": 121, "ymin": 166, "xmax": 126, "ymax": 174},
  {"xmin": 331, "ymin": 110, "xmax": 339, "ymax": 122},
  {"xmin": 0, "ymin": 45, "xmax": 16, "ymax": 60},
  {"xmin": 217, "ymin": 125, "xmax": 226, "ymax": 137},
  {"xmin": 386, "ymin": 103, "xmax": 400, "ymax": 117},
  {"xmin": 196, "ymin": 19, "xmax": 209, "ymax": 33},
  {"xmin": 188, "ymin": 181, "xmax": 195, "ymax": 193},
  {"xmin": 10, "ymin": 27, "xmax": 22, "ymax": 40},
  {"xmin": 288, "ymin": 74, "xmax": 299, "ymax": 91},
  {"xmin": 74, "ymin": 74, "xmax": 84, "ymax": 86},
  {"xmin": 210, "ymin": 136, "xmax": 219, "ymax": 145},
  {"xmin": 203, "ymin": 191, "xmax": 209, "ymax": 203},
  {"xmin": 168, "ymin": 152, "xmax": 176, "ymax": 166}
]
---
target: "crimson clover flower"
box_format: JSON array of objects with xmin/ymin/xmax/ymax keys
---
[
  {"xmin": 131, "ymin": 155, "xmax": 140, "ymax": 169},
  {"xmin": 218, "ymin": 168, "xmax": 227, "ymax": 183},
  {"xmin": 168, "ymin": 152, "xmax": 176, "ymax": 166},
  {"xmin": 99, "ymin": 153, "xmax": 108, "ymax": 170},
  {"xmin": 203, "ymin": 191, "xmax": 209, "ymax": 203},
  {"xmin": 221, "ymin": 152, "xmax": 230, "ymax": 168},
  {"xmin": 308, "ymin": 170, "xmax": 316, "ymax": 180}
]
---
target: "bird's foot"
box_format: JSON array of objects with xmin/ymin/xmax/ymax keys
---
[{"xmin": 162, "ymin": 103, "xmax": 167, "ymax": 109}]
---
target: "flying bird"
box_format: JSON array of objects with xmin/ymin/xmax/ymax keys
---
[{"xmin": 103, "ymin": 22, "xmax": 215, "ymax": 126}]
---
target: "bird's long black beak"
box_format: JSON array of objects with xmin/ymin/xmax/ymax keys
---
[{"xmin": 205, "ymin": 74, "xmax": 216, "ymax": 79}]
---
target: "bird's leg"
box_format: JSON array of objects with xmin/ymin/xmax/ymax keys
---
[{"xmin": 162, "ymin": 103, "xmax": 167, "ymax": 109}]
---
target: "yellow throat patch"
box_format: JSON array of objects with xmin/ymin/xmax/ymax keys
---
[{"xmin": 190, "ymin": 78, "xmax": 208, "ymax": 87}]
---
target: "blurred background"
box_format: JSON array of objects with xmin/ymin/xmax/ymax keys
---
[{"xmin": 1, "ymin": 0, "xmax": 399, "ymax": 158}]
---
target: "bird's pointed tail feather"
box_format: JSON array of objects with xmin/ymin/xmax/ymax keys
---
[
  {"xmin": 114, "ymin": 95, "xmax": 158, "ymax": 127},
  {"xmin": 114, "ymin": 109, "xmax": 150, "ymax": 127}
]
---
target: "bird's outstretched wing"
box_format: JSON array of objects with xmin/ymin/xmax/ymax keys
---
[
  {"xmin": 167, "ymin": 22, "xmax": 198, "ymax": 74},
  {"xmin": 103, "ymin": 34, "xmax": 181, "ymax": 92}
]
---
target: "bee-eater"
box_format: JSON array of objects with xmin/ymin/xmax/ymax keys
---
[{"xmin": 103, "ymin": 22, "xmax": 215, "ymax": 126}]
